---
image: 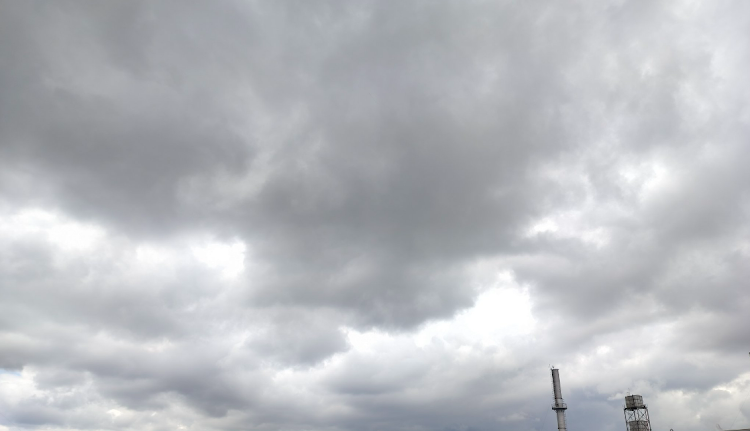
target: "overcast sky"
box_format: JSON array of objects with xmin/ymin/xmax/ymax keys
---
[{"xmin": 1, "ymin": 1, "xmax": 749, "ymax": 431}]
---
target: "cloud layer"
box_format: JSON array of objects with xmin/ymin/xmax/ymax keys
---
[{"xmin": 1, "ymin": 1, "xmax": 749, "ymax": 430}]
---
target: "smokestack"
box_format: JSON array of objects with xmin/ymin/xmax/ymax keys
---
[{"xmin": 551, "ymin": 367, "xmax": 568, "ymax": 431}]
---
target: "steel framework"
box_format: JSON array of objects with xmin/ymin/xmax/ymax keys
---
[{"xmin": 624, "ymin": 395, "xmax": 652, "ymax": 431}]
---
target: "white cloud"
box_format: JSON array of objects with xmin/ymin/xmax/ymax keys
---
[
  {"xmin": 191, "ymin": 238, "xmax": 246, "ymax": 279},
  {"xmin": 0, "ymin": 208, "xmax": 104, "ymax": 252}
]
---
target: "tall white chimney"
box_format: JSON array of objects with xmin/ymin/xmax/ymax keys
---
[{"xmin": 551, "ymin": 367, "xmax": 568, "ymax": 431}]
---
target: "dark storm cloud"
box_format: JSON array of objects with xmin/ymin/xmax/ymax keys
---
[
  {"xmin": 1, "ymin": 1, "xmax": 750, "ymax": 431},
  {"xmin": 1, "ymin": 0, "xmax": 574, "ymax": 327}
]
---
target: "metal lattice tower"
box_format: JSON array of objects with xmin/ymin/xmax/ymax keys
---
[
  {"xmin": 624, "ymin": 395, "xmax": 652, "ymax": 431},
  {"xmin": 551, "ymin": 368, "xmax": 568, "ymax": 431}
]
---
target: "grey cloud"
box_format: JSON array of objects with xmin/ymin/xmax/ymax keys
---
[
  {"xmin": 246, "ymin": 308, "xmax": 349, "ymax": 365},
  {"xmin": 1, "ymin": 1, "xmax": 750, "ymax": 431}
]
